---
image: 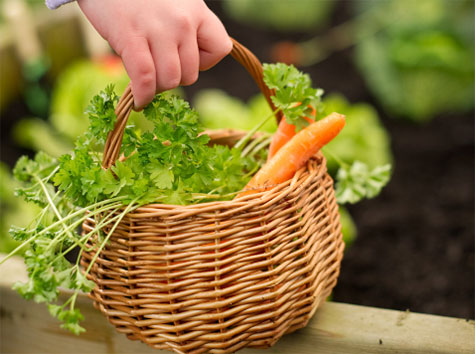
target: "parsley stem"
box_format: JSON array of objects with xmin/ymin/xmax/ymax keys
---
[
  {"xmin": 234, "ymin": 108, "xmax": 280, "ymax": 150},
  {"xmin": 0, "ymin": 238, "xmax": 35, "ymax": 265},
  {"xmin": 83, "ymin": 200, "xmax": 139, "ymax": 277},
  {"xmin": 44, "ymin": 165, "xmax": 60, "ymax": 182},
  {"xmin": 44, "ymin": 201, "xmax": 125, "ymax": 252},
  {"xmin": 28, "ymin": 197, "xmax": 126, "ymax": 246},
  {"xmin": 49, "ymin": 205, "xmax": 124, "ymax": 265},
  {"xmin": 69, "ymin": 292, "xmax": 78, "ymax": 312},
  {"xmin": 76, "ymin": 206, "xmax": 125, "ymax": 258},
  {"xmin": 248, "ymin": 136, "xmax": 272, "ymax": 158},
  {"xmin": 1, "ymin": 199, "xmax": 123, "ymax": 266},
  {"xmin": 243, "ymin": 164, "xmax": 260, "ymax": 180},
  {"xmin": 18, "ymin": 165, "xmax": 59, "ymax": 193},
  {"xmin": 34, "ymin": 175, "xmax": 79, "ymax": 244},
  {"xmin": 322, "ymin": 147, "xmax": 350, "ymax": 168},
  {"xmin": 241, "ymin": 134, "xmax": 271, "ymax": 157}
]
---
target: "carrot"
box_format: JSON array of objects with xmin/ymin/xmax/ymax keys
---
[
  {"xmin": 238, "ymin": 112, "xmax": 345, "ymax": 197},
  {"xmin": 267, "ymin": 108, "xmax": 316, "ymax": 161}
]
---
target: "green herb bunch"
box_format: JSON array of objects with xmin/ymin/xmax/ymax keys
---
[
  {"xmin": 54, "ymin": 86, "xmax": 260, "ymax": 207},
  {"xmin": 1, "ymin": 87, "xmax": 265, "ymax": 334},
  {"xmin": 263, "ymin": 63, "xmax": 323, "ymax": 131}
]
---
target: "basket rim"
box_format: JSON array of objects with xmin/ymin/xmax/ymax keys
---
[{"xmin": 122, "ymin": 153, "xmax": 327, "ymax": 218}]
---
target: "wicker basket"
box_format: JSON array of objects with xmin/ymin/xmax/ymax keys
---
[{"xmin": 81, "ymin": 39, "xmax": 344, "ymax": 354}]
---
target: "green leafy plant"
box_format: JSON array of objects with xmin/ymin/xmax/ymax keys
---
[
  {"xmin": 193, "ymin": 89, "xmax": 277, "ymax": 133},
  {"xmin": 54, "ymin": 86, "xmax": 262, "ymax": 207},
  {"xmin": 334, "ymin": 161, "xmax": 391, "ymax": 204},
  {"xmin": 354, "ymin": 0, "xmax": 474, "ymax": 121},
  {"xmin": 263, "ymin": 63, "xmax": 324, "ymax": 130},
  {"xmin": 321, "ymin": 94, "xmax": 393, "ymax": 173}
]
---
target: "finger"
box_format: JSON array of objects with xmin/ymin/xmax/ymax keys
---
[
  {"xmin": 197, "ymin": 13, "xmax": 233, "ymax": 71},
  {"xmin": 150, "ymin": 40, "xmax": 182, "ymax": 92},
  {"xmin": 119, "ymin": 36, "xmax": 156, "ymax": 109},
  {"xmin": 178, "ymin": 36, "xmax": 200, "ymax": 86}
]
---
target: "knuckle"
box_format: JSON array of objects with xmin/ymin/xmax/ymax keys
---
[
  {"xmin": 181, "ymin": 71, "xmax": 199, "ymax": 86},
  {"xmin": 136, "ymin": 66, "xmax": 156, "ymax": 89},
  {"xmin": 158, "ymin": 62, "xmax": 181, "ymax": 91},
  {"xmin": 132, "ymin": 86, "xmax": 154, "ymax": 109},
  {"xmin": 132, "ymin": 67, "xmax": 155, "ymax": 91},
  {"xmin": 160, "ymin": 75, "xmax": 181, "ymax": 91},
  {"xmin": 175, "ymin": 13, "xmax": 193, "ymax": 33},
  {"xmin": 218, "ymin": 37, "xmax": 233, "ymax": 58},
  {"xmin": 139, "ymin": 73, "xmax": 156, "ymax": 91}
]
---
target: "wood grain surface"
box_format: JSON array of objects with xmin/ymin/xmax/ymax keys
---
[{"xmin": 1, "ymin": 255, "xmax": 474, "ymax": 354}]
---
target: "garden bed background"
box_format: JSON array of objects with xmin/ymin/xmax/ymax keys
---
[{"xmin": 0, "ymin": 0, "xmax": 473, "ymax": 321}]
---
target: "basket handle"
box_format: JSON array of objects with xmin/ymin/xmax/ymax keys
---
[{"xmin": 102, "ymin": 38, "xmax": 283, "ymax": 169}]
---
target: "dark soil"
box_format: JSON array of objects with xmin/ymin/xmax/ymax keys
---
[
  {"xmin": 335, "ymin": 112, "xmax": 474, "ymax": 319},
  {"xmin": 1, "ymin": 1, "xmax": 473, "ymax": 320}
]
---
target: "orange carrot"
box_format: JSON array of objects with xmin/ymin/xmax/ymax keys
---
[
  {"xmin": 239, "ymin": 112, "xmax": 345, "ymax": 197},
  {"xmin": 267, "ymin": 108, "xmax": 316, "ymax": 161}
]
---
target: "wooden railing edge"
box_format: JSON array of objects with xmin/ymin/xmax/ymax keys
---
[{"xmin": 1, "ymin": 254, "xmax": 474, "ymax": 354}]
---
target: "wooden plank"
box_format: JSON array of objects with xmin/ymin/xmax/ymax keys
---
[{"xmin": 1, "ymin": 255, "xmax": 474, "ymax": 354}]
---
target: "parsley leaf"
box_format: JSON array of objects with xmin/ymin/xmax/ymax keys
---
[
  {"xmin": 53, "ymin": 89, "xmax": 261, "ymax": 206},
  {"xmin": 263, "ymin": 63, "xmax": 324, "ymax": 130},
  {"xmin": 335, "ymin": 161, "xmax": 392, "ymax": 204},
  {"xmin": 84, "ymin": 84, "xmax": 119, "ymax": 144}
]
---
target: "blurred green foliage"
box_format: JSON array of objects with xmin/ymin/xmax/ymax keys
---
[
  {"xmin": 22, "ymin": 57, "xmax": 51, "ymax": 118},
  {"xmin": 339, "ymin": 206, "xmax": 357, "ymax": 245},
  {"xmin": 322, "ymin": 94, "xmax": 393, "ymax": 173},
  {"xmin": 193, "ymin": 89, "xmax": 277, "ymax": 132},
  {"xmin": 354, "ymin": 0, "xmax": 474, "ymax": 121},
  {"xmin": 49, "ymin": 58, "xmax": 130, "ymax": 142},
  {"xmin": 13, "ymin": 58, "xmax": 134, "ymax": 157},
  {"xmin": 222, "ymin": 0, "xmax": 335, "ymax": 32},
  {"xmin": 0, "ymin": 162, "xmax": 40, "ymax": 253}
]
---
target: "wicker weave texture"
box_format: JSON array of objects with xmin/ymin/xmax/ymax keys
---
[{"xmin": 81, "ymin": 153, "xmax": 344, "ymax": 354}]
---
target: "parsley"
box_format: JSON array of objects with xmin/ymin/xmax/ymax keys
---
[
  {"xmin": 335, "ymin": 161, "xmax": 392, "ymax": 204},
  {"xmin": 263, "ymin": 63, "xmax": 324, "ymax": 130},
  {"xmin": 4, "ymin": 151, "xmax": 127, "ymax": 334},
  {"xmin": 54, "ymin": 92, "xmax": 260, "ymax": 206}
]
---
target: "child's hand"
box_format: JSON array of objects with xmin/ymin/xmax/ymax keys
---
[{"xmin": 78, "ymin": 0, "xmax": 232, "ymax": 109}]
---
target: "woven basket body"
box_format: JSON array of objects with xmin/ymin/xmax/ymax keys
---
[
  {"xmin": 81, "ymin": 150, "xmax": 343, "ymax": 354},
  {"xmin": 81, "ymin": 39, "xmax": 344, "ymax": 354}
]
